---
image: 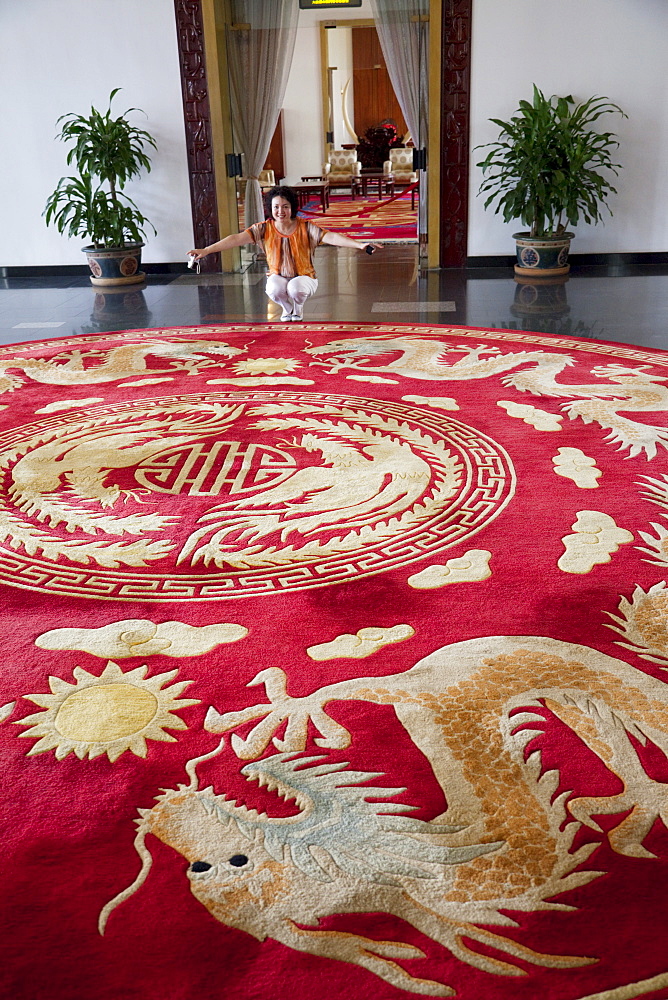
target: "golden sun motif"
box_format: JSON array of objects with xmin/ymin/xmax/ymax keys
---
[
  {"xmin": 16, "ymin": 662, "xmax": 199, "ymax": 762},
  {"xmin": 232, "ymin": 357, "xmax": 301, "ymax": 375}
]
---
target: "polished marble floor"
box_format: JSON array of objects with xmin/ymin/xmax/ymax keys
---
[{"xmin": 2, "ymin": 246, "xmax": 668, "ymax": 350}]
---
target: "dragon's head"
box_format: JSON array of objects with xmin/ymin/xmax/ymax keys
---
[
  {"xmin": 305, "ymin": 337, "xmax": 401, "ymax": 359},
  {"xmin": 99, "ymin": 744, "xmax": 502, "ymax": 938},
  {"xmin": 185, "ymin": 340, "xmax": 246, "ymax": 358},
  {"xmin": 145, "ymin": 783, "xmax": 293, "ymax": 929},
  {"xmin": 98, "ymin": 739, "xmax": 293, "ymax": 937},
  {"xmin": 147, "ymin": 339, "xmax": 245, "ymax": 361}
]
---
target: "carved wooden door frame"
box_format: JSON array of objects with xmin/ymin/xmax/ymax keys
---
[
  {"xmin": 174, "ymin": 0, "xmax": 221, "ymax": 272},
  {"xmin": 440, "ymin": 0, "xmax": 472, "ymax": 268}
]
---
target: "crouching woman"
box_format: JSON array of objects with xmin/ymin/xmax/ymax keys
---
[{"xmin": 189, "ymin": 185, "xmax": 380, "ymax": 322}]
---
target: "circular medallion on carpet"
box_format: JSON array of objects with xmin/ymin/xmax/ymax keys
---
[
  {"xmin": 0, "ymin": 387, "xmax": 513, "ymax": 599},
  {"xmin": 2, "ymin": 322, "xmax": 668, "ymax": 1000}
]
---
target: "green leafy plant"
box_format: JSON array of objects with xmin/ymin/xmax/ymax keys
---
[
  {"xmin": 476, "ymin": 85, "xmax": 626, "ymax": 238},
  {"xmin": 44, "ymin": 89, "xmax": 157, "ymax": 248}
]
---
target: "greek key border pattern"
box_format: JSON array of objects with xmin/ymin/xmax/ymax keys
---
[{"xmin": 1, "ymin": 324, "xmax": 667, "ymax": 369}]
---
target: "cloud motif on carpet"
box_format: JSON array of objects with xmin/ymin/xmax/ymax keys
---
[
  {"xmin": 306, "ymin": 624, "xmax": 414, "ymax": 660},
  {"xmin": 407, "ymin": 549, "xmax": 493, "ymax": 589},
  {"xmin": 552, "ymin": 447, "xmax": 601, "ymax": 488},
  {"xmin": 497, "ymin": 399, "xmax": 564, "ymax": 431},
  {"xmin": 35, "ymin": 620, "xmax": 248, "ymax": 658},
  {"xmin": 558, "ymin": 510, "xmax": 634, "ymax": 573}
]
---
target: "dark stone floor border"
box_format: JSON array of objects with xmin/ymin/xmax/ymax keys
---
[
  {"xmin": 4, "ymin": 253, "xmax": 668, "ymax": 282},
  {"xmin": 1, "ymin": 263, "xmax": 192, "ymax": 279},
  {"xmin": 465, "ymin": 252, "xmax": 668, "ymax": 269}
]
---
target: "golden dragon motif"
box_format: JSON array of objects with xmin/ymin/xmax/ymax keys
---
[
  {"xmin": 0, "ymin": 338, "xmax": 245, "ymax": 393},
  {"xmin": 100, "ymin": 635, "xmax": 668, "ymax": 996},
  {"xmin": 307, "ymin": 334, "xmax": 668, "ymax": 458}
]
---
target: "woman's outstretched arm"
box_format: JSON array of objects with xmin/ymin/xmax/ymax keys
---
[
  {"xmin": 321, "ymin": 231, "xmax": 382, "ymax": 252},
  {"xmin": 189, "ymin": 231, "xmax": 254, "ymax": 259}
]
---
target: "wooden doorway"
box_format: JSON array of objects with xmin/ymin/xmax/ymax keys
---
[
  {"xmin": 189, "ymin": 1, "xmax": 468, "ymax": 270},
  {"xmin": 351, "ymin": 26, "xmax": 407, "ymax": 140},
  {"xmin": 263, "ymin": 110, "xmax": 285, "ymax": 183}
]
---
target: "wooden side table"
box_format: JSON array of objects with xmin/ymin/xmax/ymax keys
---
[
  {"xmin": 352, "ymin": 172, "xmax": 394, "ymax": 200},
  {"xmin": 300, "ymin": 177, "xmax": 330, "ymax": 210},
  {"xmin": 293, "ymin": 180, "xmax": 329, "ymax": 212}
]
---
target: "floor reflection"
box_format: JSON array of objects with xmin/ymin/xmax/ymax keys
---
[
  {"xmin": 80, "ymin": 285, "xmax": 152, "ymax": 335},
  {"xmin": 1, "ymin": 248, "xmax": 667, "ymax": 350}
]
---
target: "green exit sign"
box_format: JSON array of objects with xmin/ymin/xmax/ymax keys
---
[{"xmin": 299, "ymin": 0, "xmax": 362, "ymax": 8}]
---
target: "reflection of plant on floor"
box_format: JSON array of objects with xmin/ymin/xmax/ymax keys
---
[
  {"xmin": 357, "ymin": 121, "xmax": 404, "ymax": 169},
  {"xmin": 76, "ymin": 289, "xmax": 151, "ymax": 335}
]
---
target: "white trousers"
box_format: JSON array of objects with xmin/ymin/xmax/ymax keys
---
[{"xmin": 265, "ymin": 274, "xmax": 318, "ymax": 317}]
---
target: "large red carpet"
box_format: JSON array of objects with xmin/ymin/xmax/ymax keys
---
[
  {"xmin": 300, "ymin": 188, "xmax": 418, "ymax": 243},
  {"xmin": 2, "ymin": 322, "xmax": 668, "ymax": 1000}
]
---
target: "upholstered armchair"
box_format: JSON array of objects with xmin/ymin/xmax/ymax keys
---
[
  {"xmin": 240, "ymin": 170, "xmax": 276, "ymax": 203},
  {"xmin": 323, "ymin": 149, "xmax": 362, "ymax": 191},
  {"xmin": 259, "ymin": 169, "xmax": 276, "ymax": 191},
  {"xmin": 383, "ymin": 147, "xmax": 418, "ymax": 187}
]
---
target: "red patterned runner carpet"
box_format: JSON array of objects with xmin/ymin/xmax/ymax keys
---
[
  {"xmin": 300, "ymin": 188, "xmax": 418, "ymax": 243},
  {"xmin": 2, "ymin": 322, "xmax": 668, "ymax": 1000}
]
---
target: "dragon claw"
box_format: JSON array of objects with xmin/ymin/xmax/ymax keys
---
[{"xmin": 208, "ymin": 668, "xmax": 352, "ymax": 760}]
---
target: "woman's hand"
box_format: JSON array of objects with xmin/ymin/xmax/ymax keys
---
[
  {"xmin": 188, "ymin": 248, "xmax": 209, "ymax": 260},
  {"xmin": 322, "ymin": 232, "xmax": 382, "ymax": 252}
]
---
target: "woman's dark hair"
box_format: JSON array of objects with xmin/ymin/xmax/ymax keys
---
[{"xmin": 265, "ymin": 185, "xmax": 299, "ymax": 219}]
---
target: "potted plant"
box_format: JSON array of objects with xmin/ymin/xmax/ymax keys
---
[
  {"xmin": 44, "ymin": 89, "xmax": 157, "ymax": 286},
  {"xmin": 357, "ymin": 121, "xmax": 404, "ymax": 170},
  {"xmin": 476, "ymin": 85, "xmax": 626, "ymax": 278}
]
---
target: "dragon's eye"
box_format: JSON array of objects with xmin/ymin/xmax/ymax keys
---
[
  {"xmin": 228, "ymin": 854, "xmax": 249, "ymax": 867},
  {"xmin": 190, "ymin": 861, "xmax": 212, "ymax": 873}
]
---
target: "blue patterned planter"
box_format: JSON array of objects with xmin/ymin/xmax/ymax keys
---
[
  {"xmin": 512, "ymin": 232, "xmax": 573, "ymax": 277},
  {"xmin": 82, "ymin": 244, "xmax": 145, "ymax": 286}
]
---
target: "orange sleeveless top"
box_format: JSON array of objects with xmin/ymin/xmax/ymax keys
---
[{"xmin": 245, "ymin": 219, "xmax": 327, "ymax": 279}]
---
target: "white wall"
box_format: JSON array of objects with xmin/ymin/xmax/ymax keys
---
[
  {"xmin": 468, "ymin": 0, "xmax": 668, "ymax": 255},
  {"xmin": 0, "ymin": 0, "xmax": 193, "ymax": 267},
  {"xmin": 282, "ymin": 3, "xmax": 372, "ymax": 186}
]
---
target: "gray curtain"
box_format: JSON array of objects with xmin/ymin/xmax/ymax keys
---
[
  {"xmin": 368, "ymin": 0, "xmax": 429, "ymax": 150},
  {"xmin": 226, "ymin": 0, "xmax": 298, "ymax": 227},
  {"xmin": 368, "ymin": 0, "xmax": 429, "ymax": 242}
]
